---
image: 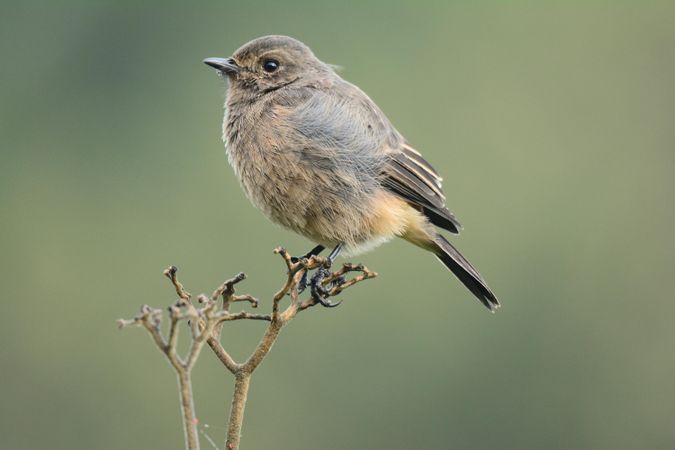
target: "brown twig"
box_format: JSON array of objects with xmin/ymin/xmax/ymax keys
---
[{"xmin": 118, "ymin": 247, "xmax": 377, "ymax": 450}]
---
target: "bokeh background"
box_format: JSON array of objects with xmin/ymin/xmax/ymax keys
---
[{"xmin": 1, "ymin": 2, "xmax": 674, "ymax": 449}]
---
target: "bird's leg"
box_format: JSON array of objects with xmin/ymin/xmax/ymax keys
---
[
  {"xmin": 291, "ymin": 245, "xmax": 325, "ymax": 293},
  {"xmin": 326, "ymin": 243, "xmax": 344, "ymax": 264},
  {"xmin": 326, "ymin": 243, "xmax": 347, "ymax": 288},
  {"xmin": 291, "ymin": 244, "xmax": 326, "ymax": 263},
  {"xmin": 311, "ymin": 242, "xmax": 345, "ymax": 307}
]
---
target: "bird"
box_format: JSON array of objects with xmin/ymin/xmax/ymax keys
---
[{"xmin": 204, "ymin": 35, "xmax": 499, "ymax": 311}]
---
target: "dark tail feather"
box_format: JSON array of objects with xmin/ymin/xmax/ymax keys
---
[{"xmin": 433, "ymin": 234, "xmax": 500, "ymax": 311}]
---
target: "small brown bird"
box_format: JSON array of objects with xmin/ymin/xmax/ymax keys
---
[{"xmin": 204, "ymin": 35, "xmax": 499, "ymax": 311}]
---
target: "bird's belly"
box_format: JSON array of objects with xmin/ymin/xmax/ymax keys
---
[
  {"xmin": 229, "ymin": 148, "xmax": 323, "ymax": 236},
  {"xmin": 227, "ymin": 143, "xmax": 417, "ymax": 254},
  {"xmin": 243, "ymin": 171, "xmax": 417, "ymax": 255}
]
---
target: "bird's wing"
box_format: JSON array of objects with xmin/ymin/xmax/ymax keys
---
[
  {"xmin": 381, "ymin": 142, "xmax": 463, "ymax": 234},
  {"xmin": 283, "ymin": 80, "xmax": 462, "ymax": 233}
]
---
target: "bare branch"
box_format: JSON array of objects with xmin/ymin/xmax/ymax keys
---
[
  {"xmin": 211, "ymin": 272, "xmax": 250, "ymax": 312},
  {"xmin": 218, "ymin": 311, "xmax": 271, "ymax": 322},
  {"xmin": 207, "ymin": 339, "xmax": 240, "ymax": 374},
  {"xmin": 164, "ymin": 265, "xmax": 192, "ymax": 303},
  {"xmin": 230, "ymin": 294, "xmax": 259, "ymax": 308},
  {"xmin": 119, "ymin": 247, "xmax": 377, "ymax": 450}
]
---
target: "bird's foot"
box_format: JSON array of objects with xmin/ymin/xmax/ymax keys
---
[
  {"xmin": 290, "ymin": 245, "xmax": 326, "ymax": 295},
  {"xmin": 297, "ymin": 266, "xmax": 309, "ymax": 293},
  {"xmin": 310, "ymin": 263, "xmax": 343, "ymax": 308},
  {"xmin": 290, "ymin": 255, "xmax": 313, "ymax": 294},
  {"xmin": 332, "ymin": 274, "xmax": 347, "ymax": 288},
  {"xmin": 286, "ymin": 244, "xmax": 344, "ymax": 303}
]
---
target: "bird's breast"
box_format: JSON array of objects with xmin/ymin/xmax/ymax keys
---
[
  {"xmin": 224, "ymin": 106, "xmax": 315, "ymax": 232},
  {"xmin": 222, "ymin": 96, "xmax": 398, "ymax": 250}
]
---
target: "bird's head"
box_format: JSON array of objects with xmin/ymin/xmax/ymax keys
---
[{"xmin": 204, "ymin": 35, "xmax": 330, "ymax": 93}]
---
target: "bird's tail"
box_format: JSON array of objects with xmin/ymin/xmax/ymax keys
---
[{"xmin": 432, "ymin": 234, "xmax": 500, "ymax": 311}]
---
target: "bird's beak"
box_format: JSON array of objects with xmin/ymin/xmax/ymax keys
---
[{"xmin": 203, "ymin": 57, "xmax": 240, "ymax": 75}]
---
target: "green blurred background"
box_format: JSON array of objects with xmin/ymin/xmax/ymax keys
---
[{"xmin": 1, "ymin": 1, "xmax": 674, "ymax": 449}]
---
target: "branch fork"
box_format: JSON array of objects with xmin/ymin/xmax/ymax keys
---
[{"xmin": 119, "ymin": 247, "xmax": 376, "ymax": 450}]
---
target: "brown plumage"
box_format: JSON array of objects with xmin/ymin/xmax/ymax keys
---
[{"xmin": 204, "ymin": 35, "xmax": 499, "ymax": 311}]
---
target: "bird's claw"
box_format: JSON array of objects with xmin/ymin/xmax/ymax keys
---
[
  {"xmin": 297, "ymin": 267, "xmax": 344, "ymax": 302},
  {"xmin": 297, "ymin": 269, "xmax": 309, "ymax": 293},
  {"xmin": 331, "ymin": 275, "xmax": 347, "ymax": 295},
  {"xmin": 310, "ymin": 267, "xmax": 342, "ymax": 307},
  {"xmin": 288, "ymin": 255, "xmax": 309, "ymax": 294},
  {"xmin": 290, "ymin": 254, "xmax": 332, "ymax": 297},
  {"xmin": 287, "ymin": 245, "xmax": 345, "ymax": 306}
]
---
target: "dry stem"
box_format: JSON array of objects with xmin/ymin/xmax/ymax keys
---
[{"xmin": 118, "ymin": 247, "xmax": 376, "ymax": 450}]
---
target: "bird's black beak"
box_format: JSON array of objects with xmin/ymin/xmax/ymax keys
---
[{"xmin": 203, "ymin": 57, "xmax": 240, "ymax": 75}]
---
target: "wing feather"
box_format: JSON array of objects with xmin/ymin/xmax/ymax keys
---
[
  {"xmin": 286, "ymin": 80, "xmax": 462, "ymax": 234},
  {"xmin": 382, "ymin": 144, "xmax": 462, "ymax": 234}
]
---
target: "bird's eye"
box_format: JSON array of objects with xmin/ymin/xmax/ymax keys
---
[{"xmin": 262, "ymin": 59, "xmax": 279, "ymax": 73}]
